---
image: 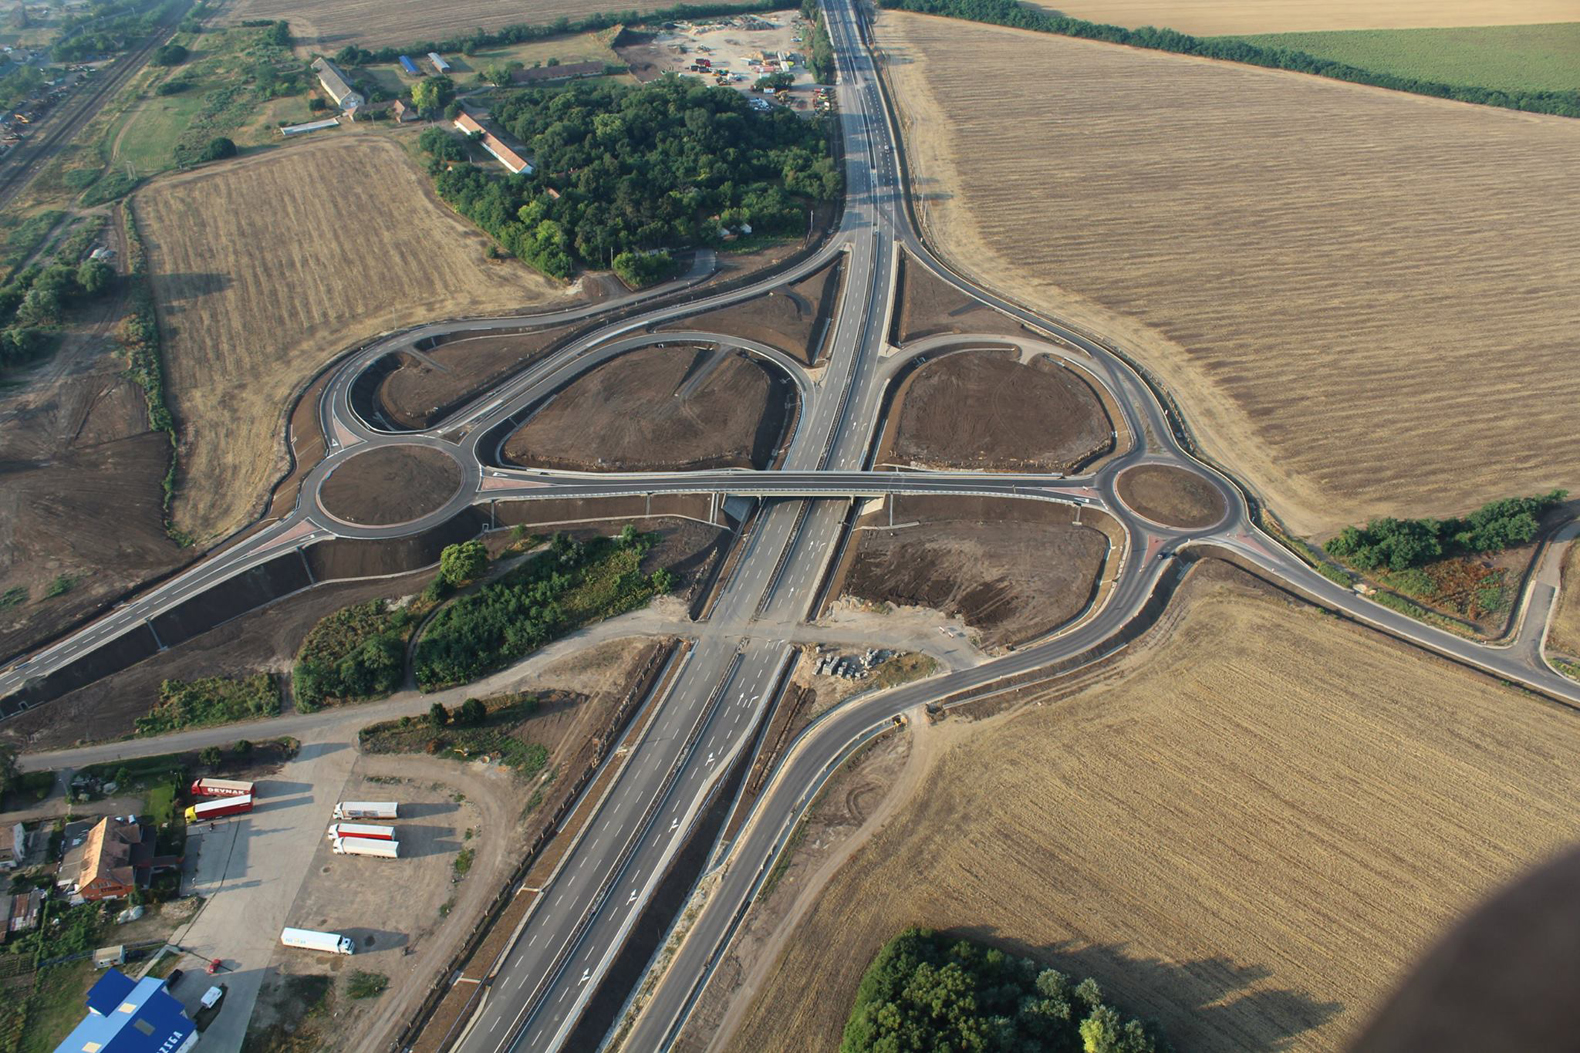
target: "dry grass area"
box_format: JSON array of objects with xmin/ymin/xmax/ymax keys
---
[
  {"xmin": 135, "ymin": 135, "xmax": 570, "ymax": 542},
  {"xmin": 224, "ymin": 0, "xmax": 761, "ymax": 50},
  {"xmin": 1039, "ymin": 0, "xmax": 1580, "ymax": 34},
  {"xmin": 1548, "ymin": 545, "xmax": 1580, "ymax": 661},
  {"xmin": 723, "ymin": 561, "xmax": 1580, "ymax": 1053},
  {"xmin": 877, "ymin": 12, "xmax": 1580, "ymax": 537}
]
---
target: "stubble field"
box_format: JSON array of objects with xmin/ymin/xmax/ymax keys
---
[
  {"xmin": 135, "ymin": 135, "xmax": 570, "ymax": 543},
  {"xmin": 877, "ymin": 12, "xmax": 1580, "ymax": 536},
  {"xmin": 723, "ymin": 562, "xmax": 1580, "ymax": 1053},
  {"xmin": 223, "ymin": 0, "xmax": 762, "ymax": 49},
  {"xmin": 1037, "ymin": 0, "xmax": 1580, "ymax": 34}
]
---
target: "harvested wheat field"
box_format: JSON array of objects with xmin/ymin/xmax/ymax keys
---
[
  {"xmin": 1548, "ymin": 545, "xmax": 1580, "ymax": 662},
  {"xmin": 724, "ymin": 561, "xmax": 1580, "ymax": 1053},
  {"xmin": 877, "ymin": 12, "xmax": 1580, "ymax": 537},
  {"xmin": 135, "ymin": 135, "xmax": 569, "ymax": 543},
  {"xmin": 225, "ymin": 0, "xmax": 760, "ymax": 49},
  {"xmin": 1040, "ymin": 0, "xmax": 1580, "ymax": 35}
]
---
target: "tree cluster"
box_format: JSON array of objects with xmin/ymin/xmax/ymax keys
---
[
  {"xmin": 1326, "ymin": 490, "xmax": 1567, "ymax": 572},
  {"xmin": 439, "ymin": 539, "xmax": 489, "ymax": 587},
  {"xmin": 612, "ymin": 249, "xmax": 677, "ymax": 288},
  {"xmin": 0, "ymin": 258, "xmax": 115, "ymax": 370},
  {"xmin": 801, "ymin": 0, "xmax": 837, "ymax": 84},
  {"xmin": 154, "ymin": 42, "xmax": 188, "ymax": 66},
  {"xmin": 411, "ymin": 74, "xmax": 455, "ymax": 117},
  {"xmin": 878, "ymin": 0, "xmax": 1580, "ymax": 118},
  {"xmin": 842, "ymin": 929, "xmax": 1161, "ymax": 1053},
  {"xmin": 421, "ymin": 76, "xmax": 838, "ymax": 278},
  {"xmin": 51, "ymin": 0, "xmax": 166, "ymax": 62},
  {"xmin": 293, "ymin": 599, "xmax": 414, "ymax": 710}
]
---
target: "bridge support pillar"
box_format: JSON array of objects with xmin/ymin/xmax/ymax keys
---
[
  {"xmin": 297, "ymin": 546, "xmax": 315, "ymax": 584},
  {"xmin": 147, "ymin": 619, "xmax": 166, "ymax": 652}
]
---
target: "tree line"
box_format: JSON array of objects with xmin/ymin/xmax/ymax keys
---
[
  {"xmin": 1326, "ymin": 490, "xmax": 1567, "ymax": 572},
  {"xmin": 421, "ymin": 76, "xmax": 839, "ymax": 278},
  {"xmin": 877, "ymin": 0, "xmax": 1580, "ymax": 118},
  {"xmin": 843, "ymin": 928, "xmax": 1162, "ymax": 1052},
  {"xmin": 801, "ymin": 0, "xmax": 836, "ymax": 84}
]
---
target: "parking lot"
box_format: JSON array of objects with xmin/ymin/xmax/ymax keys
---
[{"xmin": 620, "ymin": 12, "xmax": 820, "ymax": 109}]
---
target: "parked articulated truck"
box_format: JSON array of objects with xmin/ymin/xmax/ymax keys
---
[
  {"xmin": 325, "ymin": 822, "xmax": 395, "ymax": 841},
  {"xmin": 332, "ymin": 836, "xmax": 400, "ymax": 859},
  {"xmin": 189, "ymin": 778, "xmax": 254, "ymax": 798},
  {"xmin": 184, "ymin": 794, "xmax": 253, "ymax": 824},
  {"xmin": 333, "ymin": 801, "xmax": 398, "ymax": 820},
  {"xmin": 280, "ymin": 927, "xmax": 355, "ymax": 955}
]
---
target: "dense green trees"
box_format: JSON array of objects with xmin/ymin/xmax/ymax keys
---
[
  {"xmin": 440, "ymin": 539, "xmax": 490, "ymax": 587},
  {"xmin": 293, "ymin": 599, "xmax": 414, "ymax": 710},
  {"xmin": 422, "ymin": 75, "xmax": 838, "ymax": 279},
  {"xmin": 411, "ymin": 75, "xmax": 455, "ymax": 117},
  {"xmin": 154, "ymin": 43, "xmax": 189, "ymax": 66},
  {"xmin": 878, "ymin": 0, "xmax": 1580, "ymax": 118},
  {"xmin": 802, "ymin": 0, "xmax": 837, "ymax": 84},
  {"xmin": 0, "ymin": 256, "xmax": 117, "ymax": 370},
  {"xmin": 612, "ymin": 249, "xmax": 677, "ymax": 288},
  {"xmin": 842, "ymin": 929, "xmax": 1160, "ymax": 1053},
  {"xmin": 1326, "ymin": 490, "xmax": 1567, "ymax": 571}
]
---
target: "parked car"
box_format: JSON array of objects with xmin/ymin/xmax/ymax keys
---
[
  {"xmin": 200, "ymin": 985, "xmax": 224, "ymax": 1010},
  {"xmin": 165, "ymin": 968, "xmax": 184, "ymax": 988}
]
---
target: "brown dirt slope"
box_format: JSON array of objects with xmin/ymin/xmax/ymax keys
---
[
  {"xmin": 726, "ymin": 561, "xmax": 1580, "ymax": 1053},
  {"xmin": 842, "ymin": 495, "xmax": 1108, "ymax": 648},
  {"xmin": 225, "ymin": 0, "xmax": 761, "ymax": 49},
  {"xmin": 877, "ymin": 12, "xmax": 1580, "ymax": 537},
  {"xmin": 377, "ymin": 326, "xmax": 577, "ymax": 430},
  {"xmin": 504, "ymin": 345, "xmax": 789, "ymax": 471},
  {"xmin": 135, "ymin": 135, "xmax": 570, "ymax": 544},
  {"xmin": 887, "ymin": 349, "xmax": 1111, "ymax": 473},
  {"xmin": 318, "ymin": 445, "xmax": 463, "ymax": 526},
  {"xmin": 1037, "ymin": 0, "xmax": 1580, "ymax": 34},
  {"xmin": 1549, "ymin": 545, "xmax": 1580, "ymax": 661},
  {"xmin": 662, "ymin": 257, "xmax": 843, "ymax": 366},
  {"xmin": 892, "ymin": 252, "xmax": 1027, "ymax": 345}
]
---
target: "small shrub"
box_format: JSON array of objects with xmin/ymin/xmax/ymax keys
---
[{"xmin": 347, "ymin": 971, "xmax": 388, "ymax": 999}]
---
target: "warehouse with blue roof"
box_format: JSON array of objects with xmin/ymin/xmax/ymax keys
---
[{"xmin": 55, "ymin": 969, "xmax": 196, "ymax": 1053}]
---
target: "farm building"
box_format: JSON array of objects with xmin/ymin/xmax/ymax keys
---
[
  {"xmin": 510, "ymin": 60, "xmax": 607, "ymax": 85},
  {"xmin": 281, "ymin": 116, "xmax": 339, "ymax": 136},
  {"xmin": 454, "ymin": 112, "xmax": 533, "ymax": 174},
  {"xmin": 428, "ymin": 51, "xmax": 450, "ymax": 74},
  {"xmin": 392, "ymin": 99, "xmax": 418, "ymax": 122},
  {"xmin": 399, "ymin": 55, "xmax": 421, "ymax": 76},
  {"xmin": 311, "ymin": 56, "xmax": 364, "ymax": 113}
]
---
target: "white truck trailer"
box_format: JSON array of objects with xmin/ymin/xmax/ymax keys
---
[
  {"xmin": 332, "ymin": 836, "xmax": 400, "ymax": 859},
  {"xmin": 280, "ymin": 927, "xmax": 354, "ymax": 955},
  {"xmin": 333, "ymin": 801, "xmax": 398, "ymax": 820}
]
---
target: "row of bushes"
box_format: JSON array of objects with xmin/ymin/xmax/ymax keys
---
[
  {"xmin": 1326, "ymin": 490, "xmax": 1567, "ymax": 572},
  {"xmin": 877, "ymin": 0, "xmax": 1580, "ymax": 118}
]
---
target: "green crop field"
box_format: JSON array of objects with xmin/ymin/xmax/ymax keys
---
[{"xmin": 1229, "ymin": 22, "xmax": 1580, "ymax": 94}]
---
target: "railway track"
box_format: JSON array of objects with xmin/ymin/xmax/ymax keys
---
[{"xmin": 0, "ymin": 0, "xmax": 192, "ymax": 211}]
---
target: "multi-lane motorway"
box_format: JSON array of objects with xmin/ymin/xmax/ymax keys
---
[{"xmin": 3, "ymin": 0, "xmax": 1578, "ymax": 1049}]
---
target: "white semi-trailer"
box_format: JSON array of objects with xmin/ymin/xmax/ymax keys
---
[
  {"xmin": 332, "ymin": 836, "xmax": 400, "ymax": 859},
  {"xmin": 333, "ymin": 801, "xmax": 398, "ymax": 820},
  {"xmin": 326, "ymin": 822, "xmax": 395, "ymax": 841},
  {"xmin": 280, "ymin": 927, "xmax": 354, "ymax": 955}
]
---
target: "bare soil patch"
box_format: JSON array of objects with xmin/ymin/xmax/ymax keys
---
[
  {"xmin": 722, "ymin": 561, "xmax": 1580, "ymax": 1053},
  {"xmin": 1546, "ymin": 544, "xmax": 1580, "ymax": 662},
  {"xmin": 891, "ymin": 251, "xmax": 1028, "ymax": 345},
  {"xmin": 884, "ymin": 348, "xmax": 1111, "ymax": 473},
  {"xmin": 1036, "ymin": 0, "xmax": 1580, "ymax": 35},
  {"xmin": 319, "ymin": 445, "xmax": 463, "ymax": 526},
  {"xmin": 376, "ymin": 326, "xmax": 578, "ymax": 430},
  {"xmin": 1117, "ymin": 463, "xmax": 1227, "ymax": 529},
  {"xmin": 662, "ymin": 256, "xmax": 843, "ymax": 366},
  {"xmin": 135, "ymin": 135, "xmax": 572, "ymax": 544},
  {"xmin": 503, "ymin": 345, "xmax": 792, "ymax": 471},
  {"xmin": 0, "ymin": 569, "xmax": 434, "ymax": 752},
  {"xmin": 877, "ymin": 12, "xmax": 1580, "ymax": 536},
  {"xmin": 840, "ymin": 495, "xmax": 1109, "ymax": 649}
]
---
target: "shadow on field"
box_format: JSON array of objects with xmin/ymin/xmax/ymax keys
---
[{"xmin": 951, "ymin": 926, "xmax": 1343, "ymax": 1050}]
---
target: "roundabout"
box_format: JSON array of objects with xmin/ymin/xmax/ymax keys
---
[{"xmin": 317, "ymin": 443, "xmax": 466, "ymax": 527}]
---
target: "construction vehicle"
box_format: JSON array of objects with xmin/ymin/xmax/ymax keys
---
[
  {"xmin": 332, "ymin": 836, "xmax": 400, "ymax": 859},
  {"xmin": 184, "ymin": 795, "xmax": 253, "ymax": 824},
  {"xmin": 189, "ymin": 778, "xmax": 253, "ymax": 798},
  {"xmin": 325, "ymin": 822, "xmax": 395, "ymax": 841},
  {"xmin": 333, "ymin": 801, "xmax": 398, "ymax": 820},
  {"xmin": 280, "ymin": 928, "xmax": 355, "ymax": 955}
]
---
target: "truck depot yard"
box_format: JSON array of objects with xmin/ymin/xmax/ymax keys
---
[{"xmin": 619, "ymin": 11, "xmax": 819, "ymax": 107}]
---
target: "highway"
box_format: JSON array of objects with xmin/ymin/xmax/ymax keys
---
[{"xmin": 1, "ymin": 0, "xmax": 1577, "ymax": 1048}]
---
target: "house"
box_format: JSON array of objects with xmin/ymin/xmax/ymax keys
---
[
  {"xmin": 56, "ymin": 969, "xmax": 197, "ymax": 1053},
  {"xmin": 392, "ymin": 99, "xmax": 418, "ymax": 123},
  {"xmin": 70, "ymin": 817, "xmax": 176, "ymax": 902},
  {"xmin": 452, "ymin": 112, "xmax": 532, "ymax": 175},
  {"xmin": 509, "ymin": 61, "xmax": 606, "ymax": 86},
  {"xmin": 4, "ymin": 888, "xmax": 44, "ymax": 938},
  {"xmin": 0, "ymin": 822, "xmax": 21, "ymax": 869},
  {"xmin": 311, "ymin": 57, "xmax": 364, "ymax": 113}
]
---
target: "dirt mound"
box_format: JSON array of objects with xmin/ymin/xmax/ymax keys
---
[
  {"xmin": 319, "ymin": 445, "xmax": 464, "ymax": 526},
  {"xmin": 376, "ymin": 326, "xmax": 576, "ymax": 430},
  {"xmin": 841, "ymin": 495, "xmax": 1109, "ymax": 648},
  {"xmin": 885, "ymin": 349, "xmax": 1111, "ymax": 473},
  {"xmin": 663, "ymin": 257, "xmax": 843, "ymax": 365},
  {"xmin": 1117, "ymin": 464, "xmax": 1227, "ymax": 529},
  {"xmin": 891, "ymin": 252, "xmax": 1027, "ymax": 345},
  {"xmin": 503, "ymin": 345, "xmax": 792, "ymax": 472}
]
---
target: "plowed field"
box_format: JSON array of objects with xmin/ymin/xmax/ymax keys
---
[
  {"xmin": 877, "ymin": 12, "xmax": 1580, "ymax": 536},
  {"xmin": 724, "ymin": 562, "xmax": 1580, "ymax": 1053},
  {"xmin": 135, "ymin": 136, "xmax": 569, "ymax": 543}
]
